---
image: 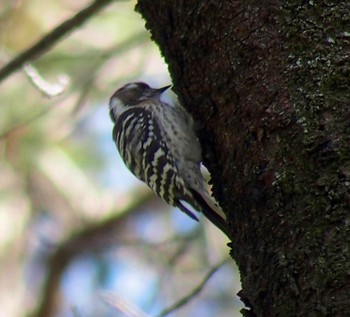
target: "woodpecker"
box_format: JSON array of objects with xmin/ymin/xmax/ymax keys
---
[{"xmin": 109, "ymin": 82, "xmax": 228, "ymax": 236}]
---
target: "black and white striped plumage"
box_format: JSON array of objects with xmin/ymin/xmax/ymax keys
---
[{"xmin": 109, "ymin": 82, "xmax": 228, "ymax": 235}]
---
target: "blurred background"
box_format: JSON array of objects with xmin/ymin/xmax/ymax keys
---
[{"xmin": 0, "ymin": 0, "xmax": 242, "ymax": 316}]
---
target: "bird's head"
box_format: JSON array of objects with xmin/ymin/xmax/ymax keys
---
[{"xmin": 110, "ymin": 82, "xmax": 171, "ymax": 107}]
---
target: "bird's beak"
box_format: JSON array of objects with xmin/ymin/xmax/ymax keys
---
[{"xmin": 156, "ymin": 85, "xmax": 171, "ymax": 94}]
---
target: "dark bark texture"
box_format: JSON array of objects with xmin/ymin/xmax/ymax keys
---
[{"xmin": 136, "ymin": 1, "xmax": 350, "ymax": 316}]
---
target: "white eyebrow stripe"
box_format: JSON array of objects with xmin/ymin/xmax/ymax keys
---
[{"xmin": 125, "ymin": 83, "xmax": 140, "ymax": 89}]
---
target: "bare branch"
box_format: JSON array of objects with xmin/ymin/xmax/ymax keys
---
[
  {"xmin": 0, "ymin": 0, "xmax": 115, "ymax": 83},
  {"xmin": 157, "ymin": 258, "xmax": 230, "ymax": 317},
  {"xmin": 31, "ymin": 189, "xmax": 154, "ymax": 317}
]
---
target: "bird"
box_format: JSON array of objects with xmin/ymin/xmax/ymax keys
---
[{"xmin": 109, "ymin": 82, "xmax": 228, "ymax": 236}]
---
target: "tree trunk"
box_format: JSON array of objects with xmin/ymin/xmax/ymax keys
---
[{"xmin": 136, "ymin": 1, "xmax": 350, "ymax": 316}]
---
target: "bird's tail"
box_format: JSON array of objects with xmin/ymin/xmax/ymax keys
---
[{"xmin": 190, "ymin": 190, "xmax": 229, "ymax": 237}]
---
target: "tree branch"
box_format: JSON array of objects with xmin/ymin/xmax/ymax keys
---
[
  {"xmin": 31, "ymin": 189, "xmax": 154, "ymax": 317},
  {"xmin": 157, "ymin": 258, "xmax": 230, "ymax": 317},
  {"xmin": 0, "ymin": 0, "xmax": 115, "ymax": 83},
  {"xmin": 0, "ymin": 30, "xmax": 148, "ymax": 141}
]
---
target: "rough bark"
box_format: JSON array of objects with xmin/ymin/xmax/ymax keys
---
[{"xmin": 136, "ymin": 1, "xmax": 350, "ymax": 316}]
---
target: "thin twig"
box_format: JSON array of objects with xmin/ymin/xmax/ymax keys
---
[
  {"xmin": 0, "ymin": 108, "xmax": 49, "ymax": 140},
  {"xmin": 0, "ymin": 0, "xmax": 115, "ymax": 83},
  {"xmin": 156, "ymin": 258, "xmax": 230, "ymax": 317},
  {"xmin": 23, "ymin": 63, "xmax": 70, "ymax": 98}
]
